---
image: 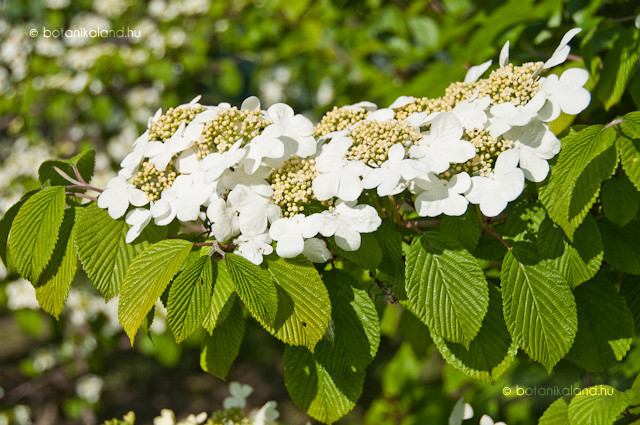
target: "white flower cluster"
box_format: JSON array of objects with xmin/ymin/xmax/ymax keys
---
[
  {"xmin": 98, "ymin": 29, "xmax": 589, "ymax": 264},
  {"xmin": 152, "ymin": 382, "xmax": 279, "ymax": 425}
]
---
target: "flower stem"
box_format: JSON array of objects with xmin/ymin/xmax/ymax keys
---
[
  {"xmin": 484, "ymin": 227, "xmax": 512, "ymax": 250},
  {"xmin": 66, "ymin": 192, "xmax": 97, "ymax": 202}
]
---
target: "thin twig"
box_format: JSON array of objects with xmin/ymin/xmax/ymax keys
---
[
  {"xmin": 54, "ymin": 166, "xmax": 83, "ymax": 185},
  {"xmin": 66, "ymin": 192, "xmax": 97, "ymax": 202},
  {"xmin": 484, "ymin": 227, "xmax": 512, "ymax": 250},
  {"xmin": 72, "ymin": 164, "xmax": 88, "ymax": 185},
  {"xmin": 65, "ymin": 184, "xmax": 103, "ymax": 193}
]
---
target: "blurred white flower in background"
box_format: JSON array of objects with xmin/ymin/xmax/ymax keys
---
[
  {"xmin": 223, "ymin": 382, "xmax": 254, "ymax": 410},
  {"xmin": 76, "ymin": 374, "xmax": 104, "ymax": 404},
  {"xmin": 5, "ymin": 279, "xmax": 39, "ymax": 311}
]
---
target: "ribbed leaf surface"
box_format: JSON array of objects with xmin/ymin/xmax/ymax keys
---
[
  {"xmin": 501, "ymin": 250, "xmax": 577, "ymax": 371},
  {"xmin": 119, "ymin": 239, "xmax": 193, "ymax": 344},
  {"xmin": 405, "ymin": 232, "xmax": 489, "ymax": 347}
]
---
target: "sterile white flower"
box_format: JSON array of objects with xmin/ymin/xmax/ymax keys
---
[
  {"xmin": 151, "ymin": 173, "xmax": 212, "ymax": 225},
  {"xmin": 200, "ymin": 139, "xmax": 246, "ymax": 182},
  {"xmin": 125, "ymin": 208, "xmax": 152, "ymax": 243},
  {"xmin": 463, "ymin": 403, "xmax": 474, "ymax": 420},
  {"xmin": 479, "ymin": 414, "xmax": 507, "ymax": 425},
  {"xmin": 177, "ymin": 413, "xmax": 207, "ymax": 425},
  {"xmin": 452, "ymin": 95, "xmax": 492, "ymax": 131},
  {"xmin": 174, "ymin": 147, "xmax": 200, "ymax": 174},
  {"xmin": 362, "ymin": 143, "xmax": 428, "ymax": 196},
  {"xmin": 97, "ymin": 175, "xmax": 148, "ymax": 219},
  {"xmin": 389, "ymin": 95, "xmax": 415, "ymax": 109},
  {"xmin": 302, "ymin": 238, "xmax": 331, "ymax": 263},
  {"xmin": 264, "ymin": 103, "xmax": 316, "ymax": 157},
  {"xmin": 413, "ymin": 172, "xmax": 471, "ymax": 217},
  {"xmin": 120, "ymin": 130, "xmax": 149, "ymax": 177},
  {"xmin": 409, "ymin": 112, "xmax": 475, "ymax": 173},
  {"xmin": 182, "ymin": 107, "xmax": 220, "ymax": 142},
  {"xmin": 234, "ymin": 232, "xmax": 273, "ymax": 265},
  {"xmin": 228, "ymin": 184, "xmax": 281, "ymax": 236},
  {"xmin": 206, "ymin": 198, "xmax": 240, "ymax": 242},
  {"xmin": 499, "ymin": 40, "xmax": 510, "ymax": 67},
  {"xmin": 487, "ymin": 91, "xmax": 546, "ymax": 137},
  {"xmin": 269, "ymin": 213, "xmax": 324, "ymax": 258},
  {"xmin": 251, "ymin": 401, "xmax": 280, "ymax": 425},
  {"xmin": 145, "ymin": 121, "xmax": 191, "ymax": 171},
  {"xmin": 465, "ymin": 149, "xmax": 524, "ymax": 217},
  {"xmin": 464, "ymin": 59, "xmax": 492, "ymax": 83},
  {"xmin": 343, "ymin": 101, "xmax": 377, "ymax": 111},
  {"xmin": 313, "ymin": 133, "xmax": 367, "ymax": 201},
  {"xmin": 223, "ymin": 382, "xmax": 253, "ymax": 410},
  {"xmin": 243, "ymin": 126, "xmax": 286, "ymax": 174},
  {"xmin": 538, "ymin": 67, "xmax": 590, "ymax": 122},
  {"xmin": 320, "ymin": 200, "xmax": 382, "ymax": 251},
  {"xmin": 504, "ymin": 121, "xmax": 560, "ymax": 182},
  {"xmin": 543, "ymin": 28, "xmax": 581, "ymax": 69},
  {"xmin": 153, "ymin": 409, "xmax": 175, "ymax": 425}
]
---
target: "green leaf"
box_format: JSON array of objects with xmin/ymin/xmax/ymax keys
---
[
  {"xmin": 74, "ymin": 203, "xmax": 165, "ymax": 299},
  {"xmin": 599, "ymin": 219, "xmax": 640, "ymax": 275},
  {"xmin": 404, "ymin": 232, "xmax": 489, "ymax": 347},
  {"xmin": 432, "ymin": 285, "xmax": 518, "ymax": 383},
  {"xmin": 38, "ymin": 149, "xmax": 95, "ymax": 187},
  {"xmin": 441, "ymin": 207, "xmax": 482, "ymax": 252},
  {"xmin": 35, "ymin": 208, "xmax": 78, "ymax": 319},
  {"xmin": 329, "ymin": 233, "xmax": 382, "ymax": 270},
  {"xmin": 539, "ymin": 125, "xmax": 618, "ymax": 240},
  {"xmin": 200, "ymin": 298, "xmax": 245, "ymax": 379},
  {"xmin": 283, "ymin": 270, "xmax": 379, "ymax": 424},
  {"xmin": 596, "ymin": 28, "xmax": 640, "ymax": 110},
  {"xmin": 601, "ymin": 174, "xmax": 639, "ymax": 227},
  {"xmin": 167, "ymin": 256, "xmax": 215, "ymax": 343},
  {"xmin": 568, "ymin": 385, "xmax": 630, "ymax": 425},
  {"xmin": 408, "ymin": 16, "xmax": 439, "ymax": 50},
  {"xmin": 264, "ymin": 256, "xmax": 331, "ymax": 350},
  {"xmin": 538, "ymin": 216, "xmax": 603, "ymax": 288},
  {"xmin": 539, "ymin": 397, "xmax": 570, "ymax": 425},
  {"xmin": 566, "ymin": 276, "xmax": 634, "ymax": 372},
  {"xmin": 119, "ymin": 239, "xmax": 193, "ymax": 344},
  {"xmin": 621, "ymin": 276, "xmax": 640, "ymax": 334},
  {"xmin": 373, "ymin": 220, "xmax": 404, "ymax": 283},
  {"xmin": 0, "ymin": 190, "xmax": 38, "ymax": 267},
  {"xmin": 202, "ymin": 259, "xmax": 236, "ymax": 334},
  {"xmin": 619, "ymin": 112, "xmax": 640, "ymax": 191},
  {"xmin": 9, "ymin": 186, "xmax": 66, "ymax": 283},
  {"xmin": 225, "ymin": 253, "xmax": 278, "ymax": 328},
  {"xmin": 501, "ymin": 250, "xmax": 577, "ymax": 371}
]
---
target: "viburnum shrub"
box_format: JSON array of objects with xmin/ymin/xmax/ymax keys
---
[{"xmin": 3, "ymin": 27, "xmax": 640, "ymax": 424}]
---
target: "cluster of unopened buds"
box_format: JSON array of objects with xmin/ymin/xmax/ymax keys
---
[{"xmin": 96, "ymin": 29, "xmax": 590, "ymax": 265}]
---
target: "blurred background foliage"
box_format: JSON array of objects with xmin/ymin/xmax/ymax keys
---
[{"xmin": 1, "ymin": 0, "xmax": 640, "ymax": 424}]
